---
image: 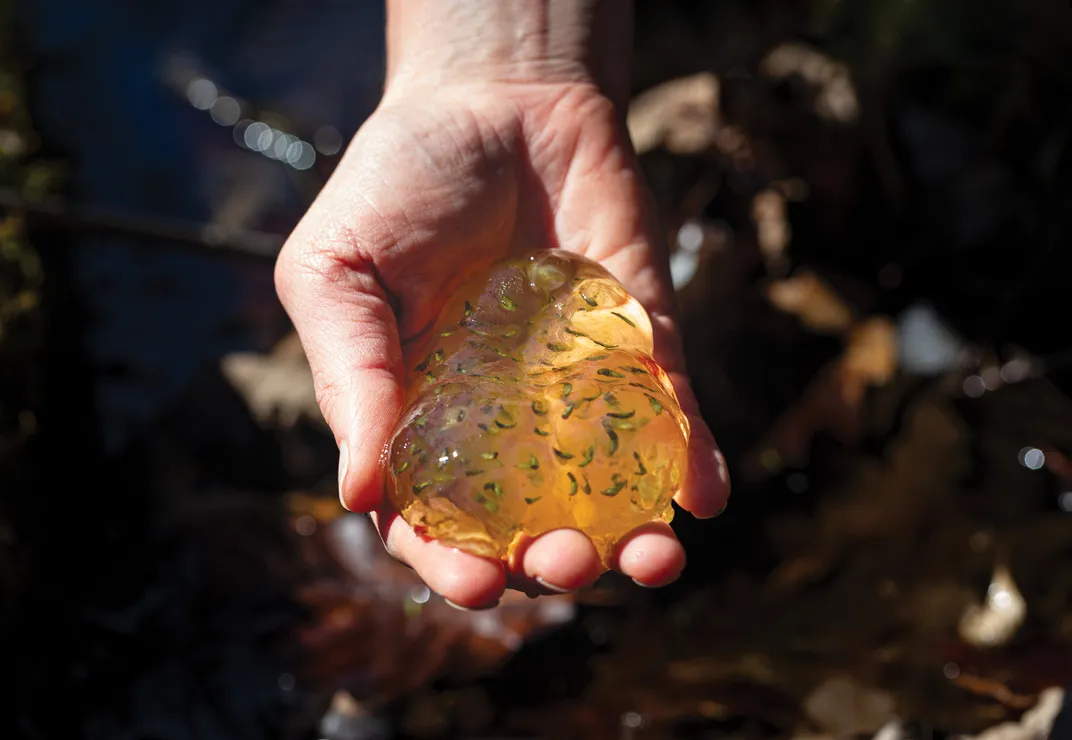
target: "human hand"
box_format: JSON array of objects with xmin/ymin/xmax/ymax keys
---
[{"xmin": 275, "ymin": 4, "xmax": 730, "ymax": 609}]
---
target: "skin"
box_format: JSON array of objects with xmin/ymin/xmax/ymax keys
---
[{"xmin": 275, "ymin": 0, "xmax": 731, "ymax": 609}]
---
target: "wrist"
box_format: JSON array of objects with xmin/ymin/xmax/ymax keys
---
[{"xmin": 385, "ymin": 0, "xmax": 633, "ymax": 110}]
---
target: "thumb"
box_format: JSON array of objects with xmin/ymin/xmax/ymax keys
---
[{"xmin": 275, "ymin": 241, "xmax": 404, "ymax": 513}]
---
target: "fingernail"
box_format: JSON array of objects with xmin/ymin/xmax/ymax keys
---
[
  {"xmin": 535, "ymin": 576, "xmax": 571, "ymax": 594},
  {"xmin": 632, "ymin": 571, "xmax": 682, "ymax": 589},
  {"xmin": 445, "ymin": 598, "xmax": 500, "ymax": 612},
  {"xmin": 632, "ymin": 563, "xmax": 684, "ymax": 589},
  {"xmin": 693, "ymin": 501, "xmax": 728, "ymax": 521},
  {"xmin": 714, "ymin": 448, "xmax": 731, "ymax": 490},
  {"xmin": 337, "ymin": 442, "xmax": 349, "ymax": 492}
]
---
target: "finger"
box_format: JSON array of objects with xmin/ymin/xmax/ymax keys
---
[
  {"xmin": 580, "ymin": 256, "xmax": 731, "ymax": 518},
  {"xmin": 372, "ymin": 508, "xmax": 507, "ymax": 609},
  {"xmin": 653, "ymin": 315, "xmax": 731, "ymax": 519},
  {"xmin": 505, "ymin": 529, "xmax": 603, "ymax": 595},
  {"xmin": 275, "ymin": 237, "xmax": 404, "ymax": 514},
  {"xmin": 612, "ymin": 520, "xmax": 686, "ymax": 587},
  {"xmin": 672, "ymin": 377, "xmax": 731, "ymax": 519},
  {"xmin": 554, "ymin": 133, "xmax": 730, "ymax": 518}
]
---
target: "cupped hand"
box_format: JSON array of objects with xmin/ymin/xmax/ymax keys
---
[{"xmin": 275, "ymin": 81, "xmax": 730, "ymax": 608}]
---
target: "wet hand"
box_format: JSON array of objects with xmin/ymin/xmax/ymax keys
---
[{"xmin": 275, "ymin": 81, "xmax": 730, "ymax": 608}]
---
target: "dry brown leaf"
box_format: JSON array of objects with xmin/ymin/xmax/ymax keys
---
[
  {"xmin": 752, "ymin": 189, "xmax": 792, "ymax": 271},
  {"xmin": 291, "ymin": 512, "xmax": 578, "ymax": 699},
  {"xmin": 839, "ymin": 318, "xmax": 899, "ymax": 403},
  {"xmin": 766, "ymin": 270, "xmax": 856, "ymax": 334},
  {"xmin": 220, "ymin": 332, "xmax": 322, "ymax": 428},
  {"xmin": 627, "ymin": 73, "xmax": 721, "ymax": 156},
  {"xmin": 743, "ymin": 316, "xmax": 897, "ymax": 478}
]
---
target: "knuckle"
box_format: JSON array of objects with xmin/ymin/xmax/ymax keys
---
[
  {"xmin": 273, "ymin": 244, "xmax": 300, "ymax": 309},
  {"xmin": 274, "ymin": 227, "xmax": 361, "ymax": 310}
]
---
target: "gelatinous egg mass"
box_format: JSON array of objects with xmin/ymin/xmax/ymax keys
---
[{"xmin": 385, "ymin": 250, "xmax": 690, "ymax": 565}]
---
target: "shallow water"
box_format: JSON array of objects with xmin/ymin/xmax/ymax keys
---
[{"xmin": 22, "ymin": 0, "xmax": 385, "ymax": 449}]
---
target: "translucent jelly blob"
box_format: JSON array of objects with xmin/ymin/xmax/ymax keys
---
[{"xmin": 385, "ymin": 250, "xmax": 690, "ymax": 565}]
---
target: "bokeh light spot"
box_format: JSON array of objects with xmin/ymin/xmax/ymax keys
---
[
  {"xmin": 185, "ymin": 78, "xmax": 217, "ymax": 110},
  {"xmin": 1018, "ymin": 447, "xmax": 1045, "ymax": 470}
]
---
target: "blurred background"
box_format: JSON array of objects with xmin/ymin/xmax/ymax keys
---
[{"xmin": 3, "ymin": 0, "xmax": 1072, "ymax": 738}]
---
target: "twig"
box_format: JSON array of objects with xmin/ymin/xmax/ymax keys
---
[{"xmin": 0, "ymin": 189, "xmax": 283, "ymax": 261}]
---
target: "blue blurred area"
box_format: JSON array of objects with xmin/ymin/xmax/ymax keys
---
[{"xmin": 23, "ymin": 0, "xmax": 386, "ymax": 450}]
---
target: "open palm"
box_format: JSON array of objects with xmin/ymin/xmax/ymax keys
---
[{"xmin": 276, "ymin": 83, "xmax": 729, "ymax": 608}]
